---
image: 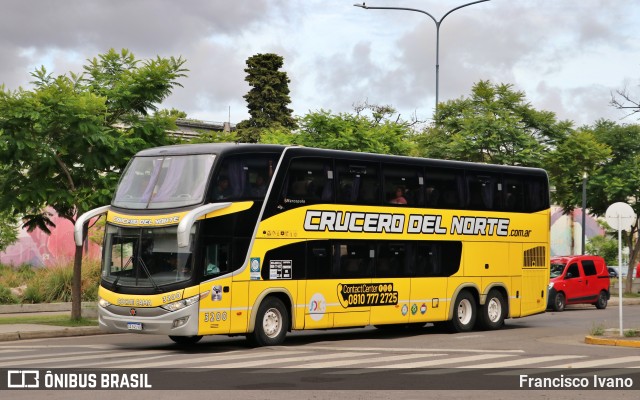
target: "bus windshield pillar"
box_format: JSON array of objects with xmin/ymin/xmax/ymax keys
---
[
  {"xmin": 177, "ymin": 202, "xmax": 232, "ymax": 248},
  {"xmin": 74, "ymin": 205, "xmax": 111, "ymax": 246}
]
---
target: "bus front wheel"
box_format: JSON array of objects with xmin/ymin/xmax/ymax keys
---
[
  {"xmin": 446, "ymin": 291, "xmax": 477, "ymax": 333},
  {"xmin": 248, "ymin": 297, "xmax": 289, "ymax": 347}
]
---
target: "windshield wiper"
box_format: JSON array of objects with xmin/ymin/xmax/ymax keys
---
[
  {"xmin": 111, "ymin": 256, "xmax": 133, "ymax": 292},
  {"xmin": 137, "ymin": 257, "xmax": 162, "ymax": 293}
]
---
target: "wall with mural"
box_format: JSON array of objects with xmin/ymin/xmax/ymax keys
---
[
  {"xmin": 0, "ymin": 209, "xmax": 101, "ymax": 267},
  {"xmin": 550, "ymin": 206, "xmax": 604, "ymax": 256}
]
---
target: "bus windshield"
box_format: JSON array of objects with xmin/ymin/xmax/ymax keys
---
[
  {"xmin": 112, "ymin": 154, "xmax": 215, "ymax": 209},
  {"xmin": 102, "ymin": 225, "xmax": 195, "ymax": 288}
]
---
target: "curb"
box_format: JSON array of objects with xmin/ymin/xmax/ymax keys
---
[
  {"xmin": 0, "ymin": 326, "xmax": 106, "ymax": 342},
  {"xmin": 584, "ymin": 335, "xmax": 640, "ymax": 348}
]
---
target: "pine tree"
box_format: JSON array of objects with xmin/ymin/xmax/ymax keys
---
[{"xmin": 237, "ymin": 53, "xmax": 297, "ymax": 142}]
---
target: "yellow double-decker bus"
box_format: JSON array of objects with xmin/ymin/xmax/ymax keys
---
[{"xmin": 75, "ymin": 143, "xmax": 550, "ymax": 346}]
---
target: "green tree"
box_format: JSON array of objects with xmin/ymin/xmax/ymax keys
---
[
  {"xmin": 156, "ymin": 108, "xmax": 188, "ymax": 119},
  {"xmin": 0, "ymin": 211, "xmax": 19, "ymax": 253},
  {"xmin": 0, "ymin": 166, "xmax": 19, "ymax": 253},
  {"xmin": 586, "ymin": 234, "xmax": 618, "ymax": 267},
  {"xmin": 416, "ymin": 80, "xmax": 572, "ymax": 166},
  {"xmin": 260, "ymin": 105, "xmax": 415, "ymax": 155},
  {"xmin": 237, "ymin": 53, "xmax": 297, "ymax": 142},
  {"xmin": 545, "ymin": 128, "xmax": 611, "ymax": 214},
  {"xmin": 0, "ymin": 48, "xmax": 187, "ymax": 318},
  {"xmin": 188, "ymin": 129, "xmax": 237, "ymax": 144},
  {"xmin": 553, "ymin": 120, "xmax": 640, "ymax": 292},
  {"xmin": 585, "ymin": 121, "xmax": 640, "ymax": 292}
]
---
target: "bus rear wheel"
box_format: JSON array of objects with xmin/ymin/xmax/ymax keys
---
[
  {"xmin": 248, "ymin": 297, "xmax": 289, "ymax": 347},
  {"xmin": 446, "ymin": 291, "xmax": 477, "ymax": 333},
  {"xmin": 169, "ymin": 335, "xmax": 203, "ymax": 345},
  {"xmin": 477, "ymin": 290, "xmax": 506, "ymax": 330}
]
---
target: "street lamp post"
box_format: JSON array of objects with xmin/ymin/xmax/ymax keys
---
[{"xmin": 354, "ymin": 0, "xmax": 490, "ymax": 111}]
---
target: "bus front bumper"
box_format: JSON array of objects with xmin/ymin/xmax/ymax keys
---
[{"xmin": 98, "ymin": 303, "xmax": 200, "ymax": 336}]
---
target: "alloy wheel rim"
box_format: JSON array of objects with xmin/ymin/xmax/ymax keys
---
[
  {"xmin": 263, "ymin": 308, "xmax": 282, "ymax": 338},
  {"xmin": 487, "ymin": 298, "xmax": 501, "ymax": 322},
  {"xmin": 458, "ymin": 299, "xmax": 472, "ymax": 325}
]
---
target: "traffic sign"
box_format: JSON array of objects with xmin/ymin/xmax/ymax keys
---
[{"xmin": 605, "ymin": 202, "xmax": 636, "ymax": 231}]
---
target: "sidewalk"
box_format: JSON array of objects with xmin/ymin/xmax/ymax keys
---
[
  {"xmin": 0, "ymin": 302, "xmax": 106, "ymax": 342},
  {"xmin": 0, "ymin": 299, "xmax": 639, "ymax": 344}
]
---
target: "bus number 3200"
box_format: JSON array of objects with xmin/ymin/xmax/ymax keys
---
[{"xmin": 203, "ymin": 312, "xmax": 227, "ymax": 322}]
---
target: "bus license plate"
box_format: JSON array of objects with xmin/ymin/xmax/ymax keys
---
[{"xmin": 127, "ymin": 322, "xmax": 143, "ymax": 331}]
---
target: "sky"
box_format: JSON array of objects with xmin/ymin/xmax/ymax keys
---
[{"xmin": 2, "ymin": 0, "xmax": 640, "ymax": 128}]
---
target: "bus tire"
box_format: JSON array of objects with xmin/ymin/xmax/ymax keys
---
[
  {"xmin": 476, "ymin": 290, "xmax": 506, "ymax": 330},
  {"xmin": 446, "ymin": 291, "xmax": 477, "ymax": 333},
  {"xmin": 168, "ymin": 335, "xmax": 202, "ymax": 345},
  {"xmin": 249, "ymin": 297, "xmax": 289, "ymax": 347}
]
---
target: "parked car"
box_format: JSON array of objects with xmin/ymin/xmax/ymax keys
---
[
  {"xmin": 548, "ymin": 255, "xmax": 610, "ymax": 312},
  {"xmin": 608, "ymin": 267, "xmax": 619, "ymax": 278},
  {"xmin": 607, "ymin": 265, "xmax": 638, "ymax": 279}
]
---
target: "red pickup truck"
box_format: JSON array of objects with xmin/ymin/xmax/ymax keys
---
[{"xmin": 547, "ymin": 255, "xmax": 610, "ymax": 311}]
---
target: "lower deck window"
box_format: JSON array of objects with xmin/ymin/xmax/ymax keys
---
[{"xmin": 262, "ymin": 240, "xmax": 462, "ymax": 280}]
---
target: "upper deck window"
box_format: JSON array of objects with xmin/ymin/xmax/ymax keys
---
[
  {"xmin": 113, "ymin": 154, "xmax": 215, "ymax": 209},
  {"xmin": 210, "ymin": 154, "xmax": 277, "ymax": 202}
]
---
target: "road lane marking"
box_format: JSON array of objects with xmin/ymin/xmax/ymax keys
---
[
  {"xmin": 107, "ymin": 350, "xmax": 309, "ymax": 368},
  {"xmin": 296, "ymin": 345, "xmax": 524, "ymax": 354},
  {"xmin": 209, "ymin": 352, "xmax": 378, "ymax": 369},
  {"xmin": 296, "ymin": 353, "xmax": 439, "ymax": 369},
  {"xmin": 460, "ymin": 355, "xmax": 586, "ymax": 368}
]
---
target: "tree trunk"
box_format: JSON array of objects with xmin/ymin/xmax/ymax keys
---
[
  {"xmin": 71, "ymin": 244, "xmax": 83, "ymax": 320},
  {"xmin": 625, "ymin": 224, "xmax": 639, "ymax": 294}
]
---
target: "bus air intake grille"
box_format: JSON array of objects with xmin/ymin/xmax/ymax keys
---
[{"xmin": 523, "ymin": 246, "xmax": 545, "ymax": 268}]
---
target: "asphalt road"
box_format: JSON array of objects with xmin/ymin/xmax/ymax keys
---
[{"xmin": 2, "ymin": 303, "xmax": 639, "ymax": 399}]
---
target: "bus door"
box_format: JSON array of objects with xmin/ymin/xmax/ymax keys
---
[
  {"xmin": 305, "ymin": 241, "xmax": 371, "ymax": 329},
  {"xmin": 370, "ymin": 242, "xmax": 410, "ymax": 325},
  {"xmin": 198, "ymin": 242, "xmax": 233, "ymax": 335},
  {"xmin": 409, "ymin": 242, "xmax": 456, "ymax": 323}
]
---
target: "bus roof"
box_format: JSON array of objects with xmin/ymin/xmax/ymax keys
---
[
  {"xmin": 283, "ymin": 146, "xmax": 548, "ymax": 177},
  {"xmin": 134, "ymin": 143, "xmax": 547, "ymax": 177},
  {"xmin": 134, "ymin": 143, "xmax": 289, "ymax": 157}
]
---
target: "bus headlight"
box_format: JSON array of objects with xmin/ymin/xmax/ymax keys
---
[
  {"xmin": 98, "ymin": 297, "xmax": 111, "ymax": 308},
  {"xmin": 161, "ymin": 294, "xmax": 200, "ymax": 312}
]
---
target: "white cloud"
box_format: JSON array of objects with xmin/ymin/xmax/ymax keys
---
[{"xmin": 2, "ymin": 0, "xmax": 640, "ymax": 126}]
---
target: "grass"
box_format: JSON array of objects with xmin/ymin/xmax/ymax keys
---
[
  {"xmin": 0, "ymin": 314, "xmax": 97, "ymax": 327},
  {"xmin": 590, "ymin": 323, "xmax": 606, "ymax": 336},
  {"xmin": 0, "ymin": 260, "xmax": 101, "ymax": 305}
]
